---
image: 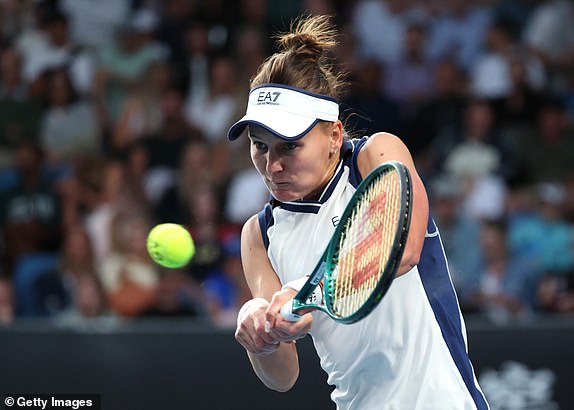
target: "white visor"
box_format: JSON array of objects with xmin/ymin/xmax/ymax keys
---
[{"xmin": 227, "ymin": 84, "xmax": 339, "ymax": 141}]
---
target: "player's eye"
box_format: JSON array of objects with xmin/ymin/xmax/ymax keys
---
[
  {"xmin": 282, "ymin": 142, "xmax": 299, "ymax": 152},
  {"xmin": 251, "ymin": 140, "xmax": 267, "ymax": 152}
]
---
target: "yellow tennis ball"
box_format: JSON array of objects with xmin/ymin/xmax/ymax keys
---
[{"xmin": 146, "ymin": 223, "xmax": 195, "ymax": 268}]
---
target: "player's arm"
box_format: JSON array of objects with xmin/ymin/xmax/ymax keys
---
[
  {"xmin": 234, "ymin": 215, "xmax": 301, "ymax": 392},
  {"xmin": 357, "ymin": 132, "xmax": 429, "ymax": 276}
]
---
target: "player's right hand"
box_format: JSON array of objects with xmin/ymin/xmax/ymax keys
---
[
  {"xmin": 235, "ymin": 298, "xmax": 281, "ymax": 357},
  {"xmin": 265, "ymin": 289, "xmax": 313, "ymax": 343}
]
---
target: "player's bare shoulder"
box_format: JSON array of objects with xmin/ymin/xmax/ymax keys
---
[
  {"xmin": 241, "ymin": 214, "xmax": 264, "ymax": 253},
  {"xmin": 358, "ymin": 132, "xmax": 413, "ymax": 177},
  {"xmin": 364, "ymin": 132, "xmax": 409, "ymax": 154}
]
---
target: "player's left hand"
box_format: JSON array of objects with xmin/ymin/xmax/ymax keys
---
[{"xmin": 265, "ymin": 288, "xmax": 312, "ymax": 343}]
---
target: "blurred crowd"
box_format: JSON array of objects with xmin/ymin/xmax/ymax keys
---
[{"xmin": 0, "ymin": 0, "xmax": 573, "ymax": 328}]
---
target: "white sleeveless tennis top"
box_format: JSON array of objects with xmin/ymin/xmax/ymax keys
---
[{"xmin": 257, "ymin": 138, "xmax": 489, "ymax": 410}]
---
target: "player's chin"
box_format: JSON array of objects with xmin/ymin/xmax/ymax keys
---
[{"xmin": 270, "ymin": 188, "xmax": 300, "ymax": 202}]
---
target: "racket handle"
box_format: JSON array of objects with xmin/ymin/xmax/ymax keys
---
[{"xmin": 280, "ymin": 300, "xmax": 302, "ymax": 322}]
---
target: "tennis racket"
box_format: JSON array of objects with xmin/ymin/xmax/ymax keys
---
[{"xmin": 280, "ymin": 160, "xmax": 412, "ymax": 324}]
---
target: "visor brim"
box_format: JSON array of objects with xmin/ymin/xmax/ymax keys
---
[{"xmin": 227, "ymin": 111, "xmax": 320, "ymax": 141}]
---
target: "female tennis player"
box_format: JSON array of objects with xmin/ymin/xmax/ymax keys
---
[{"xmin": 231, "ymin": 15, "xmax": 489, "ymax": 410}]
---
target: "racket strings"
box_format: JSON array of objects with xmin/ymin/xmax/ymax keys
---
[{"xmin": 332, "ymin": 171, "xmax": 401, "ymax": 317}]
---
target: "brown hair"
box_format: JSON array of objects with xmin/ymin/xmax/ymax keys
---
[{"xmin": 250, "ymin": 15, "xmax": 346, "ymax": 99}]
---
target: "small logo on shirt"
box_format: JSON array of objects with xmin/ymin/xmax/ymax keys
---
[{"xmin": 331, "ymin": 215, "xmax": 340, "ymax": 227}]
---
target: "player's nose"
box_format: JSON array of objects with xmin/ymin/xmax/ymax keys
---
[{"xmin": 265, "ymin": 150, "xmax": 284, "ymax": 174}]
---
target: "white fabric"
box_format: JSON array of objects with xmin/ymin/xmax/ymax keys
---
[
  {"xmin": 265, "ymin": 165, "xmax": 479, "ymax": 409},
  {"xmin": 228, "ymin": 84, "xmax": 339, "ymax": 140}
]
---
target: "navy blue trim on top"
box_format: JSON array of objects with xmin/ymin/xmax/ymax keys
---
[
  {"xmin": 280, "ymin": 203, "xmax": 321, "ymax": 214},
  {"xmin": 342, "ymin": 136, "xmax": 369, "ymax": 188},
  {"xmin": 318, "ymin": 160, "xmax": 344, "ymax": 203},
  {"xmin": 228, "ymin": 118, "xmax": 321, "ymax": 141},
  {"xmin": 418, "ymin": 212, "xmax": 489, "ymax": 410},
  {"xmin": 278, "ymin": 160, "xmax": 345, "ymax": 214},
  {"xmin": 257, "ymin": 203, "xmax": 275, "ymax": 249}
]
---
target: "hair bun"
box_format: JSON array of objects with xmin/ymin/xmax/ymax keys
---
[
  {"xmin": 278, "ymin": 32, "xmax": 323, "ymax": 55},
  {"xmin": 250, "ymin": 15, "xmax": 345, "ymax": 99},
  {"xmin": 276, "ymin": 15, "xmax": 337, "ymax": 56}
]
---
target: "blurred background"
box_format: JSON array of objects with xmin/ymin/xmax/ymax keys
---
[{"xmin": 0, "ymin": 0, "xmax": 573, "ymax": 409}]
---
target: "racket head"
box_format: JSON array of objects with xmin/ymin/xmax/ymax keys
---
[{"xmin": 322, "ymin": 161, "xmax": 412, "ymax": 324}]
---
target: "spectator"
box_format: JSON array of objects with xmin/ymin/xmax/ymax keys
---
[
  {"xmin": 0, "ymin": 0, "xmax": 37, "ymax": 44},
  {"xmin": 236, "ymin": 0, "xmax": 273, "ymax": 41},
  {"xmin": 58, "ymin": 225, "xmax": 106, "ymax": 319},
  {"xmin": 429, "ymin": 174, "xmax": 482, "ymax": 295},
  {"xmin": 13, "ymin": 1, "xmax": 55, "ymax": 61},
  {"xmin": 352, "ymin": 0, "xmax": 418, "ymax": 65},
  {"xmin": 185, "ymin": 54, "xmax": 242, "ymax": 145},
  {"xmin": 493, "ymin": 53, "xmax": 545, "ymax": 130},
  {"xmin": 513, "ymin": 97, "xmax": 574, "ymax": 184},
  {"xmin": 142, "ymin": 268, "xmax": 208, "ymax": 318},
  {"xmin": 470, "ymin": 18, "xmax": 545, "ymax": 100},
  {"xmin": 203, "ymin": 233, "xmax": 250, "ymax": 328},
  {"xmin": 0, "ymin": 141, "xmax": 63, "ymax": 277},
  {"xmin": 181, "ymin": 21, "xmax": 211, "ymax": 125},
  {"xmin": 93, "ymin": 17, "xmax": 165, "ymax": 124},
  {"xmin": 156, "ymin": 0, "xmax": 197, "ymax": 84},
  {"xmin": 443, "ymin": 99, "xmax": 501, "ymax": 179},
  {"xmin": 39, "ymin": 67, "xmax": 101, "ymax": 166},
  {"xmin": 0, "ymin": 47, "xmax": 44, "ymax": 167},
  {"xmin": 0, "ymin": 47, "xmax": 28, "ymax": 101},
  {"xmin": 141, "ymin": 86, "xmax": 203, "ymax": 171},
  {"xmin": 538, "ymin": 269, "xmax": 574, "ymax": 314},
  {"xmin": 384, "ymin": 20, "xmax": 436, "ymax": 104},
  {"xmin": 522, "ymin": 0, "xmax": 574, "ymax": 94},
  {"xmin": 59, "ymin": 0, "xmax": 130, "ymax": 49},
  {"xmin": 406, "ymin": 57, "xmax": 468, "ymax": 178},
  {"xmin": 19, "ymin": 10, "xmax": 94, "ymax": 96},
  {"xmin": 109, "ymin": 142, "xmax": 151, "ymax": 213},
  {"xmin": 426, "ymin": 0, "xmax": 492, "ymax": 71},
  {"xmin": 154, "ymin": 138, "xmax": 214, "ymax": 224},
  {"xmin": 459, "ymin": 218, "xmax": 541, "ymax": 322},
  {"xmin": 230, "ymin": 24, "xmax": 268, "ymax": 88},
  {"xmin": 186, "ymin": 183, "xmax": 238, "ymax": 283},
  {"xmin": 492, "ymin": 0, "xmax": 537, "ymax": 39},
  {"xmin": 27, "ymin": 224, "xmax": 106, "ymax": 319},
  {"xmin": 98, "ymin": 211, "xmax": 159, "ymax": 318},
  {"xmin": 140, "ymin": 87, "xmax": 205, "ymax": 207},
  {"xmin": 63, "ymin": 156, "xmax": 124, "ymax": 260},
  {"xmin": 342, "ymin": 59, "xmax": 403, "ymax": 138},
  {"xmin": 444, "ymin": 100, "xmax": 510, "ymax": 220},
  {"xmin": 186, "ymin": 54, "xmax": 244, "ymax": 184},
  {"xmin": 509, "ymin": 182, "xmax": 574, "ymax": 275},
  {"xmin": 112, "ymin": 61, "xmax": 169, "ymax": 152}
]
